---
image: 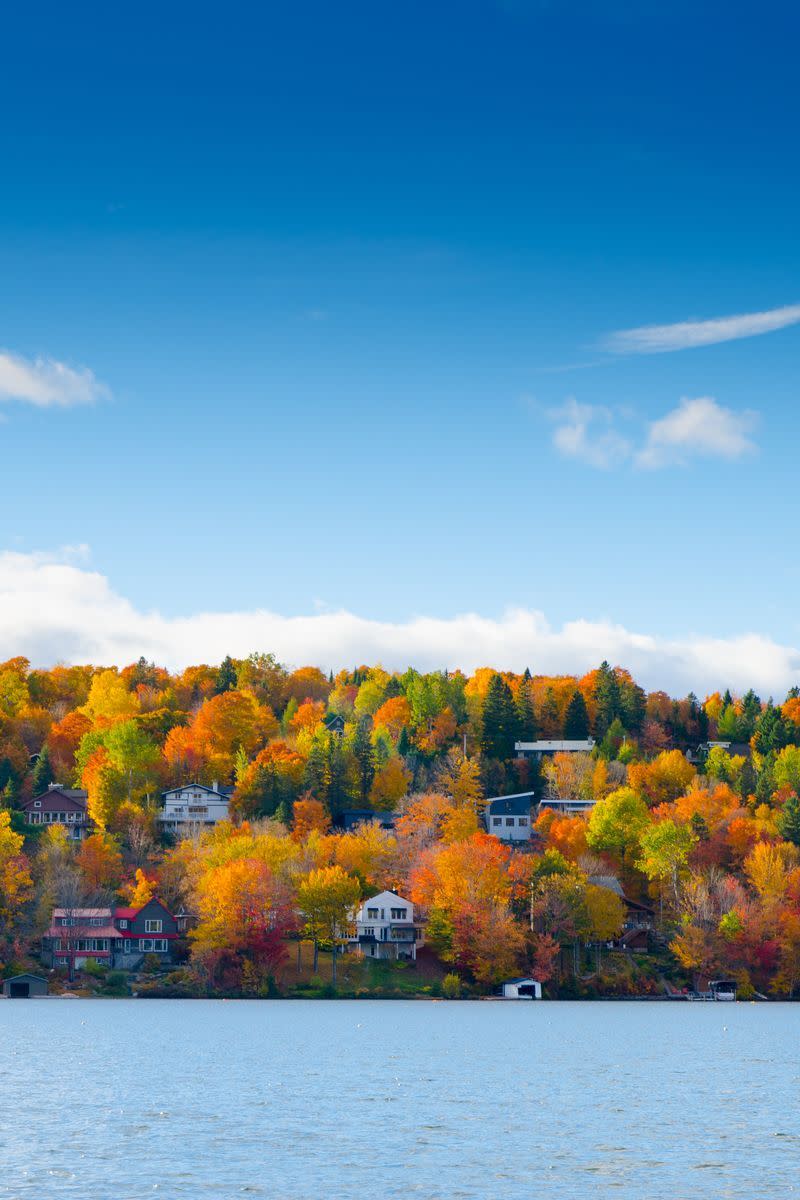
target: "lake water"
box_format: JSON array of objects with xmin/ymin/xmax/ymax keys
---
[{"xmin": 0, "ymin": 999, "xmax": 797, "ymax": 1198}]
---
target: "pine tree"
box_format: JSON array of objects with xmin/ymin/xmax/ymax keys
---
[
  {"xmin": 563, "ymin": 690, "xmax": 590, "ymax": 739},
  {"xmin": 325, "ymin": 733, "xmax": 348, "ymax": 817},
  {"xmin": 516, "ymin": 684, "xmax": 537, "ymax": 743},
  {"xmin": 352, "ymin": 720, "xmax": 376, "ymax": 804},
  {"xmin": 593, "ymin": 661, "xmax": 621, "ymax": 737},
  {"xmin": 216, "ymin": 655, "xmax": 237, "ymax": 694},
  {"xmin": 480, "ymin": 674, "xmax": 517, "ymax": 761},
  {"xmin": 31, "ymin": 746, "xmax": 53, "ymax": 796},
  {"xmin": 777, "ymin": 793, "xmax": 800, "ymax": 848}
]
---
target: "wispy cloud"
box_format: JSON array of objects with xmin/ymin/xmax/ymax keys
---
[
  {"xmin": 636, "ymin": 397, "xmax": 758, "ymax": 469},
  {"xmin": 0, "ymin": 350, "xmax": 109, "ymax": 408},
  {"xmin": 549, "ymin": 396, "xmax": 758, "ymax": 471},
  {"xmin": 604, "ymin": 303, "xmax": 800, "ymax": 354},
  {"xmin": 1, "ymin": 547, "xmax": 798, "ymax": 694},
  {"xmin": 550, "ymin": 398, "xmax": 632, "ymax": 469}
]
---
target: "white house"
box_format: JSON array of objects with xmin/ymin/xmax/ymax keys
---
[
  {"xmin": 484, "ymin": 793, "xmax": 534, "ymax": 842},
  {"xmin": 159, "ymin": 781, "xmax": 234, "ymax": 834},
  {"xmin": 500, "ymin": 977, "xmax": 542, "ymax": 999},
  {"xmin": 350, "ymin": 890, "xmax": 422, "ymax": 961},
  {"xmin": 514, "ymin": 739, "xmax": 595, "ymax": 760}
]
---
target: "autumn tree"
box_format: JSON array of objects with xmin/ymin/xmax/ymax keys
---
[
  {"xmin": 76, "ymin": 834, "xmax": 123, "ymax": 892},
  {"xmin": 436, "ymin": 749, "xmax": 484, "ymax": 812},
  {"xmin": 586, "ymin": 787, "xmax": 650, "ymax": 870},
  {"xmin": 192, "ymin": 857, "xmax": 295, "ymax": 990},
  {"xmin": 370, "ymin": 757, "xmax": 412, "ymax": 811},
  {"xmin": 297, "ymin": 865, "xmax": 361, "ymax": 983},
  {"xmin": 291, "ymin": 796, "xmax": 331, "ymax": 842}
]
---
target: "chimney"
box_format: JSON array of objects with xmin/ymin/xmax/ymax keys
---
[{"xmin": 212, "ymin": 780, "xmax": 219, "ymax": 794}]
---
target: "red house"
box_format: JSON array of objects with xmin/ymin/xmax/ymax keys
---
[{"xmin": 41, "ymin": 898, "xmax": 179, "ymax": 974}]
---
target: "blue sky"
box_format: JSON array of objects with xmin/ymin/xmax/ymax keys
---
[{"xmin": 1, "ymin": 1, "xmax": 800, "ymax": 688}]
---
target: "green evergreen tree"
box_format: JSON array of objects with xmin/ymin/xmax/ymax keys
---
[
  {"xmin": 740, "ymin": 689, "xmax": 762, "ymax": 739},
  {"xmin": 690, "ymin": 812, "xmax": 710, "ymax": 842},
  {"xmin": 593, "ymin": 661, "xmax": 622, "ymax": 737},
  {"xmin": 620, "ymin": 682, "xmax": 646, "ymax": 735},
  {"xmin": 599, "ymin": 716, "xmax": 626, "ymax": 760},
  {"xmin": 352, "ymin": 720, "xmax": 376, "ymax": 804},
  {"xmin": 325, "ymin": 733, "xmax": 348, "ymax": 817},
  {"xmin": 216, "ymin": 655, "xmax": 237, "ymax": 694},
  {"xmin": 480, "ymin": 674, "xmax": 518, "ymax": 761},
  {"xmin": 755, "ymin": 751, "xmax": 776, "ymax": 806},
  {"xmin": 31, "ymin": 746, "xmax": 53, "ymax": 796},
  {"xmin": 563, "ymin": 690, "xmax": 590, "ymax": 739},
  {"xmin": 303, "ymin": 736, "xmax": 327, "ymax": 798},
  {"xmin": 516, "ymin": 684, "xmax": 537, "ymax": 743},
  {"xmin": 753, "ymin": 702, "xmax": 792, "ymax": 755},
  {"xmin": 777, "ymin": 793, "xmax": 800, "ymax": 848}
]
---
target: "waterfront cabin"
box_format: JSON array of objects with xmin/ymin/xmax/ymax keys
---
[
  {"xmin": 484, "ymin": 793, "xmax": 534, "ymax": 842},
  {"xmin": 42, "ymin": 897, "xmax": 179, "ymax": 973},
  {"xmin": 158, "ymin": 781, "xmax": 234, "ymax": 834},
  {"xmin": 350, "ymin": 890, "xmax": 422, "ymax": 961},
  {"xmin": 500, "ymin": 978, "xmax": 542, "ymax": 1000},
  {"xmin": 709, "ymin": 979, "xmax": 737, "ymax": 1001},
  {"xmin": 21, "ymin": 786, "xmax": 92, "ymax": 841},
  {"xmin": 2, "ymin": 973, "xmax": 48, "ymax": 998}
]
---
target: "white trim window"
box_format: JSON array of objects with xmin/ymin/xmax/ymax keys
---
[{"xmin": 144, "ymin": 919, "xmax": 163, "ymax": 933}]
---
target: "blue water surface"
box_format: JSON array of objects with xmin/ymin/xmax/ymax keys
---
[{"xmin": 0, "ymin": 999, "xmax": 796, "ymax": 1198}]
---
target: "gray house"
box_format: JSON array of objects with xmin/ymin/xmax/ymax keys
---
[
  {"xmin": 2, "ymin": 974, "xmax": 48, "ymax": 998},
  {"xmin": 484, "ymin": 793, "xmax": 535, "ymax": 842},
  {"xmin": 42, "ymin": 897, "xmax": 179, "ymax": 973}
]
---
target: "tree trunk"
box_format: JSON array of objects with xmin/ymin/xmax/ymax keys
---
[
  {"xmin": 332, "ymin": 943, "xmax": 337, "ymax": 987},
  {"xmin": 313, "ymin": 939, "xmax": 318, "ymax": 973}
]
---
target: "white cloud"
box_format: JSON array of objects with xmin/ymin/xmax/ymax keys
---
[
  {"xmin": 549, "ymin": 396, "xmax": 758, "ymax": 471},
  {"xmin": 0, "ymin": 350, "xmax": 108, "ymax": 407},
  {"xmin": 550, "ymin": 398, "xmax": 632, "ymax": 469},
  {"xmin": 0, "ymin": 549, "xmax": 798, "ymax": 696},
  {"xmin": 604, "ymin": 302, "xmax": 800, "ymax": 354},
  {"xmin": 636, "ymin": 397, "xmax": 758, "ymax": 469}
]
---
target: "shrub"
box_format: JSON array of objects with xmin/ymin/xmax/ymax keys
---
[
  {"xmin": 442, "ymin": 973, "xmax": 462, "ymax": 999},
  {"xmin": 82, "ymin": 957, "xmax": 107, "ymax": 979}
]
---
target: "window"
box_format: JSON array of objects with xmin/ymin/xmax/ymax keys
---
[
  {"xmin": 52, "ymin": 939, "xmax": 61, "ymax": 951},
  {"xmin": 140, "ymin": 938, "xmax": 154, "ymax": 952},
  {"xmin": 367, "ymin": 908, "xmax": 379, "ymax": 919},
  {"xmin": 144, "ymin": 919, "xmax": 163, "ymax": 933},
  {"xmin": 118, "ymin": 919, "xmax": 128, "ymax": 929},
  {"xmin": 33, "ymin": 800, "xmax": 41, "ymax": 808},
  {"xmin": 390, "ymin": 908, "xmax": 407, "ymax": 920},
  {"xmin": 188, "ymin": 806, "xmax": 207, "ymax": 815},
  {"xmin": 89, "ymin": 918, "xmax": 103, "ymax": 927},
  {"xmin": 505, "ymin": 817, "xmax": 515, "ymax": 826},
  {"xmin": 153, "ymin": 939, "xmax": 167, "ymax": 952},
  {"xmin": 518, "ymin": 817, "xmax": 529, "ymax": 827},
  {"xmin": 492, "ymin": 817, "xmax": 502, "ymax": 827}
]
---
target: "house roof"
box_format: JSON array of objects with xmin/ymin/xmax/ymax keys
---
[
  {"xmin": 485, "ymin": 793, "xmax": 534, "ymax": 816},
  {"xmin": 161, "ymin": 781, "xmax": 233, "ymax": 799},
  {"xmin": 588, "ymin": 875, "xmax": 624, "ymax": 896},
  {"xmin": 114, "ymin": 907, "xmax": 138, "ymax": 919},
  {"xmin": 515, "ymin": 740, "xmax": 595, "ymax": 753},
  {"xmin": 23, "ymin": 787, "xmax": 88, "ymax": 809},
  {"xmin": 4, "ymin": 973, "xmax": 47, "ymax": 983}
]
